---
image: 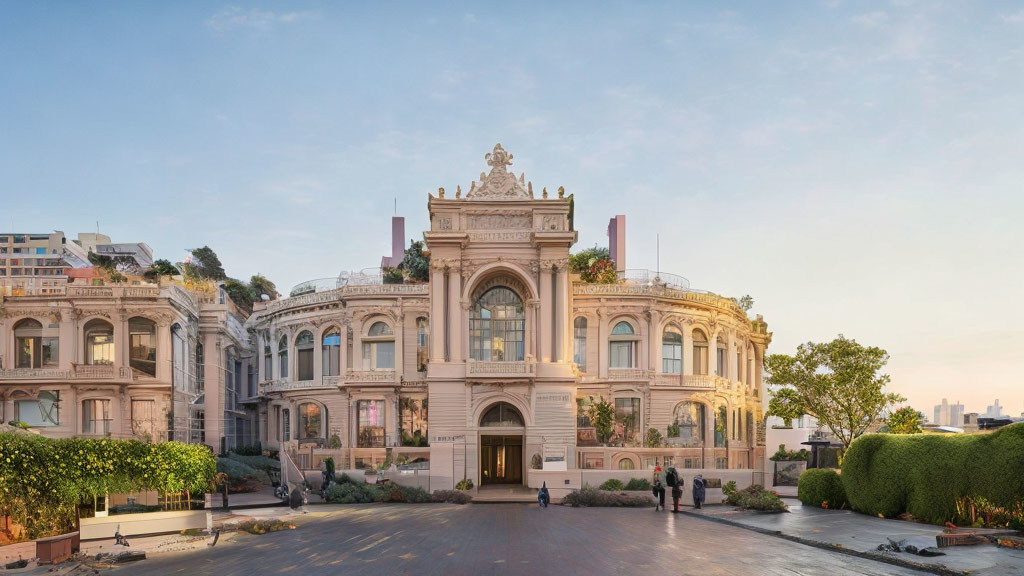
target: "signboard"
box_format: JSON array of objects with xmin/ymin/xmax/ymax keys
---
[
  {"xmin": 576, "ymin": 427, "xmax": 598, "ymax": 446},
  {"xmin": 542, "ymin": 445, "xmax": 567, "ymax": 471}
]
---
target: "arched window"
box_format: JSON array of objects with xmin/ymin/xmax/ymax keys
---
[
  {"xmin": 714, "ymin": 405, "xmax": 728, "ymax": 448},
  {"xmin": 296, "ymin": 330, "xmax": 314, "ymax": 381},
  {"xmin": 662, "ymin": 328, "xmax": 682, "ymax": 374},
  {"xmin": 416, "ymin": 317, "xmax": 429, "ymax": 372},
  {"xmin": 362, "ymin": 321, "xmax": 395, "ymax": 370},
  {"xmin": 617, "ymin": 458, "xmax": 635, "ymax": 470},
  {"xmin": 573, "ymin": 317, "xmax": 587, "ymax": 372},
  {"xmin": 716, "ymin": 335, "xmax": 728, "ymax": 377},
  {"xmin": 480, "ymin": 402, "xmax": 524, "ymax": 427},
  {"xmin": 608, "ymin": 321, "xmax": 637, "ymax": 369},
  {"xmin": 196, "ymin": 343, "xmax": 205, "ymax": 393},
  {"xmin": 670, "ymin": 402, "xmax": 705, "ymax": 448},
  {"xmin": 470, "ymin": 287, "xmax": 524, "ymax": 362},
  {"xmin": 129, "ymin": 317, "xmax": 157, "ymax": 377},
  {"xmin": 322, "ymin": 329, "xmax": 341, "ymax": 377},
  {"xmin": 14, "ymin": 318, "xmax": 56, "ymax": 369},
  {"xmin": 692, "ymin": 329, "xmax": 708, "ymax": 375},
  {"xmin": 297, "ymin": 402, "xmax": 323, "ymax": 439},
  {"xmin": 278, "ymin": 336, "xmax": 288, "ymax": 379},
  {"xmin": 262, "ymin": 331, "xmax": 272, "ymax": 380},
  {"xmin": 84, "ymin": 319, "xmax": 114, "ymax": 365}
]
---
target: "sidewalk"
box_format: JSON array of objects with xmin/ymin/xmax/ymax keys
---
[{"xmin": 684, "ymin": 499, "xmax": 1024, "ymax": 575}]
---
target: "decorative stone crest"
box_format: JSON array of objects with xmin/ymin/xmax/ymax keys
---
[{"xmin": 466, "ymin": 144, "xmax": 531, "ymax": 200}]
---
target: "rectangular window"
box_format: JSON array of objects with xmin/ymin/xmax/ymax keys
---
[
  {"xmin": 36, "ymin": 247, "xmax": 46, "ymax": 254},
  {"xmin": 609, "ymin": 341, "xmax": 634, "ymax": 368},
  {"xmin": 716, "ymin": 348, "xmax": 727, "ymax": 376},
  {"xmin": 132, "ymin": 399, "xmax": 156, "ymax": 438},
  {"xmin": 662, "ymin": 342, "xmax": 682, "ymax": 374},
  {"xmin": 297, "ymin": 348, "xmax": 314, "ymax": 380},
  {"xmin": 614, "ymin": 398, "xmax": 640, "ymax": 444},
  {"xmin": 399, "ymin": 397, "xmax": 428, "ymax": 446},
  {"xmin": 576, "ymin": 397, "xmax": 592, "ymax": 428},
  {"xmin": 82, "ymin": 399, "xmax": 111, "ymax": 435},
  {"xmin": 693, "ymin": 345, "xmax": 708, "ymax": 375},
  {"xmin": 363, "ymin": 341, "xmax": 395, "ymax": 370},
  {"xmin": 15, "ymin": 393, "xmax": 59, "ymax": 427},
  {"xmin": 357, "ymin": 399, "xmax": 386, "ymax": 447},
  {"xmin": 282, "ymin": 409, "xmax": 291, "ymax": 441},
  {"xmin": 248, "ymin": 364, "xmax": 256, "ymax": 398},
  {"xmin": 573, "ymin": 322, "xmax": 587, "ymax": 372}
]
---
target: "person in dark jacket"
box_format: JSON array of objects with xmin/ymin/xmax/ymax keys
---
[
  {"xmin": 692, "ymin": 474, "xmax": 707, "ymax": 509},
  {"xmin": 538, "ymin": 482, "xmax": 550, "ymax": 508},
  {"xmin": 666, "ymin": 466, "xmax": 683, "ymax": 513},
  {"xmin": 652, "ymin": 466, "xmax": 666, "ymax": 511}
]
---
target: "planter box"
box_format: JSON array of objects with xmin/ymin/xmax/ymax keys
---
[
  {"xmin": 80, "ymin": 510, "xmax": 207, "ymax": 541},
  {"xmin": 36, "ymin": 531, "xmax": 78, "ymax": 564}
]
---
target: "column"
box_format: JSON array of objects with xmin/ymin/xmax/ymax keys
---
[
  {"xmin": 115, "ymin": 313, "xmax": 129, "ymax": 373},
  {"xmin": 447, "ymin": 267, "xmax": 462, "ymax": 362},
  {"xmin": 202, "ymin": 332, "xmax": 221, "ymax": 449},
  {"xmin": 525, "ymin": 300, "xmax": 538, "ymax": 360},
  {"xmin": 709, "ymin": 330, "xmax": 718, "ymax": 376},
  {"xmin": 683, "ymin": 324, "xmax": 693, "ymax": 376},
  {"xmin": 597, "ymin": 312, "xmax": 608, "ymax": 379},
  {"xmin": 554, "ymin": 265, "xmax": 568, "ymax": 362},
  {"xmin": 648, "ymin": 311, "xmax": 661, "ymax": 372},
  {"xmin": 58, "ymin": 312, "xmax": 76, "ymax": 369},
  {"xmin": 156, "ymin": 324, "xmax": 171, "ymax": 382},
  {"xmin": 539, "ymin": 265, "xmax": 553, "ymax": 363},
  {"xmin": 394, "ymin": 315, "xmax": 405, "ymax": 379},
  {"xmin": 352, "ymin": 319, "xmax": 363, "ymax": 371},
  {"xmin": 313, "ymin": 328, "xmax": 323, "ymax": 383},
  {"xmin": 429, "ymin": 265, "xmax": 445, "ymax": 361},
  {"xmin": 340, "ymin": 321, "xmax": 349, "ymax": 375},
  {"xmin": 0, "ymin": 316, "xmax": 7, "ymax": 370}
]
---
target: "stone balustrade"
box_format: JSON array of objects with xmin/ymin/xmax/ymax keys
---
[
  {"xmin": 344, "ymin": 370, "xmax": 397, "ymax": 384},
  {"xmin": 0, "ymin": 367, "xmax": 73, "ymax": 380},
  {"xmin": 465, "ymin": 360, "xmax": 536, "ymax": 378},
  {"xmin": 607, "ymin": 368, "xmax": 651, "ymax": 381}
]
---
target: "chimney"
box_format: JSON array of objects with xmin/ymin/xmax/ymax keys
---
[
  {"xmin": 607, "ymin": 215, "xmax": 626, "ymax": 273},
  {"xmin": 381, "ymin": 216, "xmax": 406, "ymax": 269}
]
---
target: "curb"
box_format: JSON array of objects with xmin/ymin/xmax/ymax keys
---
[{"xmin": 678, "ymin": 509, "xmax": 961, "ymax": 576}]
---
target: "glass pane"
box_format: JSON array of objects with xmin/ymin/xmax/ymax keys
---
[
  {"xmin": 298, "ymin": 348, "xmax": 314, "ymax": 380},
  {"xmin": 376, "ymin": 341, "xmax": 395, "ymax": 369},
  {"xmin": 129, "ymin": 319, "xmax": 157, "ymax": 377},
  {"xmin": 611, "ymin": 321, "xmax": 634, "ymax": 335}
]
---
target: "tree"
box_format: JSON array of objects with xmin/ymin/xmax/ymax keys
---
[
  {"xmin": 764, "ymin": 335, "xmax": 904, "ymax": 454},
  {"xmin": 738, "ymin": 295, "xmax": 754, "ymax": 312},
  {"xmin": 184, "ymin": 246, "xmax": 226, "ymax": 280},
  {"xmin": 885, "ymin": 406, "xmax": 923, "ymax": 434},
  {"xmin": 586, "ymin": 397, "xmax": 615, "ymax": 445},
  {"xmin": 222, "ymin": 279, "xmax": 254, "ymax": 313},
  {"xmin": 143, "ymin": 259, "xmax": 179, "ymax": 281},
  {"xmin": 766, "ymin": 387, "xmax": 806, "ymax": 427},
  {"xmin": 401, "ymin": 240, "xmax": 429, "ymax": 283},
  {"xmin": 248, "ymin": 274, "xmax": 278, "ymax": 300}
]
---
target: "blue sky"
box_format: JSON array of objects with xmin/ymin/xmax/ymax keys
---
[{"xmin": 2, "ymin": 1, "xmax": 1023, "ymax": 415}]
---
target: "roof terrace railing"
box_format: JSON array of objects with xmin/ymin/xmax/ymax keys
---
[{"xmin": 289, "ymin": 268, "xmax": 384, "ymax": 297}]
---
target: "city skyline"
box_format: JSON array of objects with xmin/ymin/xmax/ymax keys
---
[{"xmin": 3, "ymin": 2, "xmax": 1023, "ymax": 413}]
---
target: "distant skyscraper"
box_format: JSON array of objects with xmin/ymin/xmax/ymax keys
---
[
  {"xmin": 933, "ymin": 398, "xmax": 965, "ymax": 427},
  {"xmin": 985, "ymin": 399, "xmax": 1003, "ymax": 418}
]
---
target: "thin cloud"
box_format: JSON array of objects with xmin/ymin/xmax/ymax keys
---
[
  {"xmin": 852, "ymin": 11, "xmax": 889, "ymax": 29},
  {"xmin": 1001, "ymin": 9, "xmax": 1024, "ymax": 23},
  {"xmin": 205, "ymin": 6, "xmax": 314, "ymax": 32}
]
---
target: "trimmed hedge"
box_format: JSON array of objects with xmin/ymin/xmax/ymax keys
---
[
  {"xmin": 797, "ymin": 469, "xmax": 848, "ymax": 509},
  {"xmin": 599, "ymin": 479, "xmax": 624, "ymax": 491},
  {"xmin": 324, "ymin": 481, "xmax": 432, "ymax": 504},
  {"xmin": 0, "ymin": 432, "xmax": 215, "ymax": 538},
  {"xmin": 561, "ymin": 485, "xmax": 652, "ymax": 507},
  {"xmin": 841, "ymin": 423, "xmax": 1024, "ymax": 524}
]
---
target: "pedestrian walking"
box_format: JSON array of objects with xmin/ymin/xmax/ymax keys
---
[
  {"xmin": 666, "ymin": 466, "xmax": 683, "ymax": 513},
  {"xmin": 692, "ymin": 474, "xmax": 706, "ymax": 509},
  {"xmin": 652, "ymin": 466, "xmax": 666, "ymax": 511},
  {"xmin": 538, "ymin": 482, "xmax": 550, "ymax": 508}
]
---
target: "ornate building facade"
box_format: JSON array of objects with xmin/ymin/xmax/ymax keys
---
[{"xmin": 249, "ymin": 144, "xmax": 771, "ymax": 489}]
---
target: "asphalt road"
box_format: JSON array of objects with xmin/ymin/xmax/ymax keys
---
[{"xmin": 111, "ymin": 504, "xmax": 923, "ymax": 576}]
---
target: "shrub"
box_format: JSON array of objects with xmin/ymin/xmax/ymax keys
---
[
  {"xmin": 455, "ymin": 478, "xmax": 474, "ymax": 490},
  {"xmin": 232, "ymin": 442, "xmax": 263, "ymax": 457},
  {"xmin": 325, "ymin": 482, "xmax": 374, "ymax": 504},
  {"xmin": 562, "ymin": 485, "xmax": 652, "ymax": 507},
  {"xmin": 599, "ymin": 479, "xmax": 625, "ymax": 491},
  {"xmin": 624, "ymin": 478, "xmax": 652, "ymax": 491},
  {"xmin": 722, "ymin": 481, "xmax": 738, "ymax": 498},
  {"xmin": 324, "ymin": 481, "xmax": 432, "ymax": 504},
  {"xmin": 217, "ymin": 458, "xmax": 260, "ymax": 481},
  {"xmin": 236, "ymin": 519, "xmax": 294, "ymax": 535},
  {"xmin": 0, "ymin": 432, "xmax": 215, "ymax": 539},
  {"xmin": 798, "ymin": 469, "xmax": 848, "ymax": 509},
  {"xmin": 841, "ymin": 423, "xmax": 1024, "ymax": 525},
  {"xmin": 432, "ymin": 490, "xmax": 473, "ymax": 504},
  {"xmin": 769, "ymin": 444, "xmax": 810, "ymax": 462},
  {"xmin": 644, "ymin": 428, "xmax": 664, "ymax": 448},
  {"xmin": 225, "ymin": 453, "xmax": 280, "ymax": 481},
  {"xmin": 726, "ymin": 484, "xmax": 788, "ymax": 512}
]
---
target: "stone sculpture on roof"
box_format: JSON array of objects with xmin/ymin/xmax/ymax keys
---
[{"xmin": 466, "ymin": 143, "xmax": 533, "ymax": 200}]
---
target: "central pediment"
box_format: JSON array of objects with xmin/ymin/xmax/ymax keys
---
[{"xmin": 466, "ymin": 143, "xmax": 532, "ymax": 200}]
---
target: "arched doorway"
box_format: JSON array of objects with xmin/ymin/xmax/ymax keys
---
[{"xmin": 479, "ymin": 402, "xmax": 524, "ymax": 485}]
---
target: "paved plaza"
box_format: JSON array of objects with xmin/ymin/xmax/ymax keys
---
[{"xmin": 109, "ymin": 504, "xmax": 923, "ymax": 576}]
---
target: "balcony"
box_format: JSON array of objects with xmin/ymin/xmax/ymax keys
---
[
  {"xmin": 345, "ymin": 370, "xmax": 397, "ymax": 384},
  {"xmin": 607, "ymin": 368, "xmax": 650, "ymax": 381},
  {"xmin": 466, "ymin": 359, "xmax": 536, "ymax": 379},
  {"xmin": 0, "ymin": 367, "xmax": 72, "ymax": 380},
  {"xmin": 259, "ymin": 378, "xmax": 338, "ymax": 395},
  {"xmin": 72, "ymin": 364, "xmax": 116, "ymax": 379}
]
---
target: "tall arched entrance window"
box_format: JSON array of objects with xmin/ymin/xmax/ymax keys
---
[
  {"xmin": 662, "ymin": 327, "xmax": 682, "ymax": 374},
  {"xmin": 479, "ymin": 402, "xmax": 524, "ymax": 485},
  {"xmin": 14, "ymin": 318, "xmax": 55, "ymax": 369},
  {"xmin": 362, "ymin": 321, "xmax": 395, "ymax": 370},
  {"xmin": 129, "ymin": 317, "xmax": 157, "ymax": 377},
  {"xmin": 296, "ymin": 330, "xmax": 314, "ymax": 381},
  {"xmin": 322, "ymin": 329, "xmax": 341, "ymax": 377},
  {"xmin": 470, "ymin": 288, "xmax": 524, "ymax": 362},
  {"xmin": 278, "ymin": 336, "xmax": 288, "ymax": 378},
  {"xmin": 84, "ymin": 319, "xmax": 114, "ymax": 365},
  {"xmin": 297, "ymin": 402, "xmax": 324, "ymax": 439},
  {"xmin": 669, "ymin": 402, "xmax": 705, "ymax": 448},
  {"xmin": 692, "ymin": 329, "xmax": 709, "ymax": 375},
  {"xmin": 609, "ymin": 321, "xmax": 637, "ymax": 368}
]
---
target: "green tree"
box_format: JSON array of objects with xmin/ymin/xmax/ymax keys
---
[
  {"xmin": 766, "ymin": 387, "xmax": 806, "ymax": 427},
  {"xmin": 885, "ymin": 406, "xmax": 924, "ymax": 434},
  {"xmin": 184, "ymin": 246, "xmax": 226, "ymax": 280},
  {"xmin": 143, "ymin": 259, "xmax": 179, "ymax": 280},
  {"xmin": 248, "ymin": 273, "xmax": 278, "ymax": 300},
  {"xmin": 738, "ymin": 295, "xmax": 754, "ymax": 312},
  {"xmin": 223, "ymin": 279, "xmax": 254, "ymax": 313},
  {"xmin": 401, "ymin": 240, "xmax": 429, "ymax": 282},
  {"xmin": 764, "ymin": 335, "xmax": 904, "ymax": 454},
  {"xmin": 586, "ymin": 397, "xmax": 615, "ymax": 445},
  {"xmin": 569, "ymin": 245, "xmax": 610, "ymax": 274}
]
